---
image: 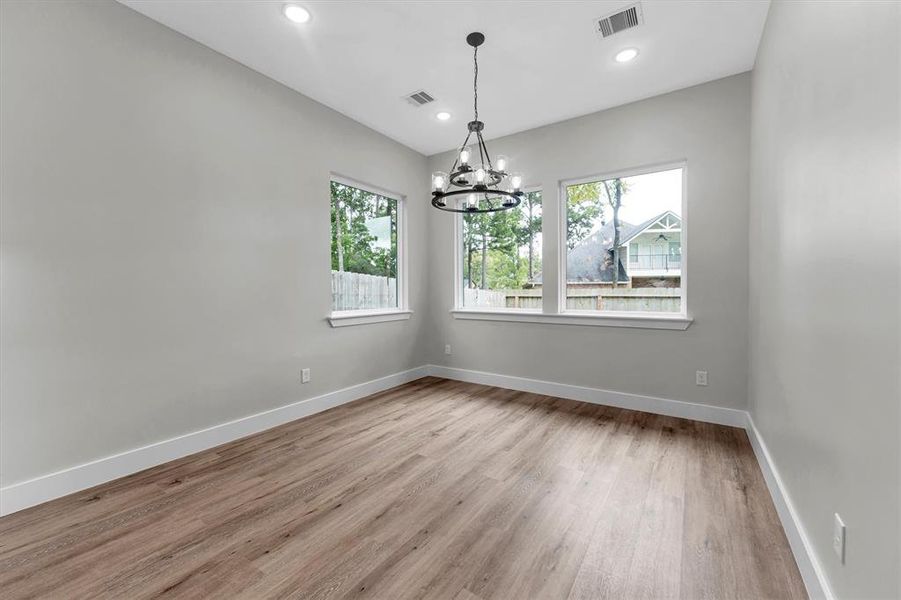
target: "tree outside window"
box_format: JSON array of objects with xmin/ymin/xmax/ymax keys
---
[
  {"xmin": 330, "ymin": 181, "xmax": 398, "ymax": 311},
  {"xmin": 461, "ymin": 190, "xmax": 543, "ymax": 309}
]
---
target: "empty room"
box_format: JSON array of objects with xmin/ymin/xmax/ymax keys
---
[{"xmin": 1, "ymin": 1, "xmax": 898, "ymax": 599}]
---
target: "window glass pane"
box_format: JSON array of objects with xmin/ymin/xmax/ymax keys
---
[
  {"xmin": 330, "ymin": 181, "xmax": 398, "ymax": 311},
  {"xmin": 461, "ymin": 190, "xmax": 542, "ymax": 309},
  {"xmin": 565, "ymin": 168, "xmax": 682, "ymax": 313}
]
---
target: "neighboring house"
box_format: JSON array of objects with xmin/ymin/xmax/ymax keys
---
[
  {"xmin": 534, "ymin": 210, "xmax": 682, "ymax": 288},
  {"xmin": 620, "ymin": 210, "xmax": 682, "ymax": 285}
]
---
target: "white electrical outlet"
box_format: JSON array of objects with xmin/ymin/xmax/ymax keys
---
[
  {"xmin": 301, "ymin": 368, "xmax": 311, "ymax": 384},
  {"xmin": 695, "ymin": 370, "xmax": 708, "ymax": 386},
  {"xmin": 833, "ymin": 513, "xmax": 846, "ymax": 563},
  {"xmin": 444, "ymin": 344, "xmax": 452, "ymax": 355}
]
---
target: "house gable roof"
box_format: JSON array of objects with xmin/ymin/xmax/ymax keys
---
[
  {"xmin": 619, "ymin": 210, "xmax": 682, "ymax": 245},
  {"xmin": 531, "ymin": 210, "xmax": 681, "ymax": 284},
  {"xmin": 564, "ymin": 224, "xmax": 631, "ymax": 283}
]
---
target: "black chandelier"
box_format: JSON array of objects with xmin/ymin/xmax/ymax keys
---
[{"xmin": 431, "ymin": 32, "xmax": 523, "ymax": 213}]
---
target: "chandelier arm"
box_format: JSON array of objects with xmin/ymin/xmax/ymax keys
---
[
  {"xmin": 477, "ymin": 131, "xmax": 493, "ymax": 171},
  {"xmin": 460, "ymin": 130, "xmax": 474, "ymax": 153},
  {"xmin": 476, "ymin": 131, "xmax": 486, "ymax": 168}
]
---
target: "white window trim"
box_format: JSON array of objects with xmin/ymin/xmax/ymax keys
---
[
  {"xmin": 450, "ymin": 160, "xmax": 692, "ymax": 330},
  {"xmin": 450, "ymin": 308, "xmax": 691, "ymax": 330},
  {"xmin": 327, "ymin": 174, "xmax": 409, "ymax": 328},
  {"xmin": 557, "ymin": 160, "xmax": 690, "ymax": 326},
  {"xmin": 328, "ymin": 308, "xmax": 413, "ymax": 328}
]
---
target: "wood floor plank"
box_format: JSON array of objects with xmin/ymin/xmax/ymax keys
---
[{"xmin": 0, "ymin": 377, "xmax": 806, "ymax": 599}]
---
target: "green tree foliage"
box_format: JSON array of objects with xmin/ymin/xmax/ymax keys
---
[
  {"xmin": 463, "ymin": 208, "xmax": 519, "ymax": 289},
  {"xmin": 486, "ymin": 249, "xmax": 528, "ymax": 289},
  {"xmin": 461, "ymin": 190, "xmax": 543, "ymax": 290},
  {"xmin": 566, "ymin": 182, "xmax": 604, "ymax": 250},
  {"xmin": 330, "ymin": 182, "xmax": 396, "ymax": 278}
]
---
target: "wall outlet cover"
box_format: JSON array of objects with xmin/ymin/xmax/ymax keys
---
[
  {"xmin": 833, "ymin": 513, "xmax": 845, "ymax": 563},
  {"xmin": 444, "ymin": 344, "xmax": 452, "ymax": 355},
  {"xmin": 695, "ymin": 370, "xmax": 708, "ymax": 386},
  {"xmin": 302, "ymin": 368, "xmax": 311, "ymax": 384}
]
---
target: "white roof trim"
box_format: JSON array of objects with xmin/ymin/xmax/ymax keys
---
[{"xmin": 621, "ymin": 210, "xmax": 682, "ymax": 245}]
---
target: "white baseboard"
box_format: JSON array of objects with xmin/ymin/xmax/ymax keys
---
[
  {"xmin": 0, "ymin": 362, "xmax": 830, "ymax": 600},
  {"xmin": 425, "ymin": 364, "xmax": 747, "ymax": 427},
  {"xmin": 0, "ymin": 366, "xmax": 430, "ymax": 516},
  {"xmin": 744, "ymin": 414, "xmax": 834, "ymax": 600}
]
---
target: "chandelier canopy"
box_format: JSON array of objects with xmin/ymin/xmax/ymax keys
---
[{"xmin": 431, "ymin": 32, "xmax": 523, "ymax": 214}]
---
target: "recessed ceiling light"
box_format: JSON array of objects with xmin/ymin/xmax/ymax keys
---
[
  {"xmin": 614, "ymin": 48, "xmax": 639, "ymax": 63},
  {"xmin": 283, "ymin": 4, "xmax": 311, "ymax": 24},
  {"xmin": 436, "ymin": 111, "xmax": 451, "ymax": 121}
]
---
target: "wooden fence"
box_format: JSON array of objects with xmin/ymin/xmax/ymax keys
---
[
  {"xmin": 463, "ymin": 288, "xmax": 508, "ymax": 308},
  {"xmin": 464, "ymin": 287, "xmax": 682, "ymax": 313},
  {"xmin": 332, "ymin": 272, "xmax": 680, "ymax": 313},
  {"xmin": 565, "ymin": 287, "xmax": 681, "ymax": 312},
  {"xmin": 331, "ymin": 270, "xmax": 397, "ymax": 311}
]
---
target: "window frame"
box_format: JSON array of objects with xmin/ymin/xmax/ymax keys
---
[
  {"xmin": 453, "ymin": 185, "xmax": 544, "ymax": 313},
  {"xmin": 450, "ymin": 160, "xmax": 692, "ymax": 330},
  {"xmin": 327, "ymin": 174, "xmax": 411, "ymax": 328},
  {"xmin": 557, "ymin": 160, "xmax": 690, "ymax": 323}
]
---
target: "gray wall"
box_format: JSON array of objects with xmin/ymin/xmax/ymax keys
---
[
  {"xmin": 426, "ymin": 74, "xmax": 752, "ymax": 409},
  {"xmin": 9, "ymin": 10, "xmax": 896, "ymax": 598},
  {"xmin": 749, "ymin": 2, "xmax": 900, "ymax": 599},
  {"xmin": 0, "ymin": 0, "xmax": 429, "ymax": 487}
]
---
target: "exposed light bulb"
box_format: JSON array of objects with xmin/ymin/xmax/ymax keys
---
[
  {"xmin": 459, "ymin": 147, "xmax": 471, "ymax": 165},
  {"xmin": 432, "ymin": 171, "xmax": 447, "ymax": 193},
  {"xmin": 510, "ymin": 173, "xmax": 523, "ymax": 191},
  {"xmin": 475, "ymin": 168, "xmax": 486, "ymax": 184},
  {"xmin": 467, "ymin": 193, "xmax": 477, "ymax": 209},
  {"xmin": 495, "ymin": 155, "xmax": 508, "ymax": 173}
]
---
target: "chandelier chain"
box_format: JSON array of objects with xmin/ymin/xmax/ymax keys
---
[{"xmin": 473, "ymin": 46, "xmax": 479, "ymax": 122}]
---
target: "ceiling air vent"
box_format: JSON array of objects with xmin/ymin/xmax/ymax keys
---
[
  {"xmin": 596, "ymin": 3, "xmax": 644, "ymax": 38},
  {"xmin": 405, "ymin": 90, "xmax": 435, "ymax": 107}
]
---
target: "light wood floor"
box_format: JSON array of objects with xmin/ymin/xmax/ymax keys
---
[{"xmin": 0, "ymin": 377, "xmax": 806, "ymax": 599}]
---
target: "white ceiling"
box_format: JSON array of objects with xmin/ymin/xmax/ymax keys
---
[{"xmin": 119, "ymin": 1, "xmax": 770, "ymax": 156}]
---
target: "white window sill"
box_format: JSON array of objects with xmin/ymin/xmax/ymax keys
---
[
  {"xmin": 450, "ymin": 309, "xmax": 692, "ymax": 330},
  {"xmin": 328, "ymin": 309, "xmax": 413, "ymax": 328}
]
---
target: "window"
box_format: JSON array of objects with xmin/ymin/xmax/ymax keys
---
[
  {"xmin": 564, "ymin": 166, "xmax": 684, "ymax": 314},
  {"xmin": 459, "ymin": 189, "xmax": 542, "ymax": 310},
  {"xmin": 450, "ymin": 164, "xmax": 689, "ymax": 329},
  {"xmin": 329, "ymin": 177, "xmax": 406, "ymax": 321}
]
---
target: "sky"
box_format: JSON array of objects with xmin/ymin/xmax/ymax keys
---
[{"xmin": 594, "ymin": 167, "xmax": 682, "ymax": 228}]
